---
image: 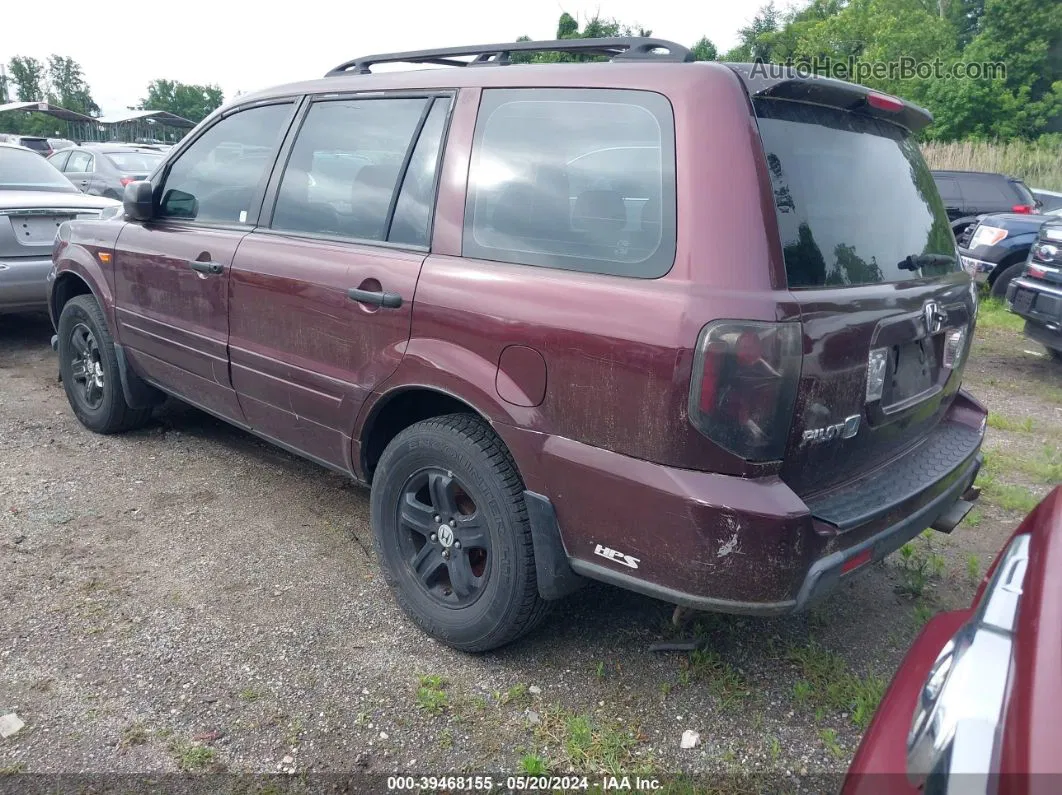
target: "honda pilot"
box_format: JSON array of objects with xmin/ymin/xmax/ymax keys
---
[{"xmin": 47, "ymin": 37, "xmax": 986, "ymax": 652}]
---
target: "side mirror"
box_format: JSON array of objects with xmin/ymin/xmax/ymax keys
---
[{"xmin": 123, "ymin": 180, "xmax": 154, "ymax": 222}]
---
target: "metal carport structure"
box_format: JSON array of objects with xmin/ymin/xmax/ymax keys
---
[
  {"xmin": 0, "ymin": 101, "xmax": 99, "ymax": 140},
  {"xmin": 95, "ymin": 110, "xmax": 196, "ymax": 143}
]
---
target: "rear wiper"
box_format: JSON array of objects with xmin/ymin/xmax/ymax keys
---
[{"xmin": 898, "ymin": 253, "xmax": 956, "ymax": 271}]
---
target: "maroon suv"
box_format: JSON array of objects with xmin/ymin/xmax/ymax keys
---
[{"xmin": 47, "ymin": 38, "xmax": 986, "ymax": 651}]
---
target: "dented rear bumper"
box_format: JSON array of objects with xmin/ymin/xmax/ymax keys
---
[{"xmin": 497, "ymin": 389, "xmax": 986, "ymax": 614}]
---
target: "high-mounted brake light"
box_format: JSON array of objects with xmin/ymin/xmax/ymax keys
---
[
  {"xmin": 866, "ymin": 92, "xmax": 904, "ymax": 112},
  {"xmin": 1011, "ymin": 204, "xmax": 1033, "ymax": 214},
  {"xmin": 688, "ymin": 321, "xmax": 801, "ymax": 462}
]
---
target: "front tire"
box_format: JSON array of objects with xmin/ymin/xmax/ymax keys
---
[
  {"xmin": 57, "ymin": 295, "xmax": 152, "ymax": 434},
  {"xmin": 989, "ymin": 261, "xmax": 1025, "ymax": 298},
  {"xmin": 370, "ymin": 414, "xmax": 548, "ymax": 652}
]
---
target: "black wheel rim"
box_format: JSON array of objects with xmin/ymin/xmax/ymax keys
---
[
  {"xmin": 397, "ymin": 468, "xmax": 490, "ymax": 608},
  {"xmin": 68, "ymin": 322, "xmax": 105, "ymax": 410}
]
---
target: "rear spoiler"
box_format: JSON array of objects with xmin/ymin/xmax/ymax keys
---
[{"xmin": 723, "ymin": 62, "xmax": 934, "ymax": 134}]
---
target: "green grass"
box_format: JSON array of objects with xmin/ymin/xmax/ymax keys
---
[
  {"xmin": 786, "ymin": 642, "xmax": 887, "ymax": 730},
  {"xmin": 532, "ymin": 709, "xmax": 646, "ymax": 776},
  {"xmin": 118, "ymin": 722, "xmax": 149, "ymax": 751},
  {"xmin": 987, "ymin": 413, "xmax": 1035, "ymax": 433},
  {"xmin": 963, "ymin": 508, "xmax": 983, "ymax": 527},
  {"xmin": 677, "ymin": 649, "xmax": 750, "ymax": 709},
  {"xmin": 519, "ymin": 753, "xmax": 548, "ymax": 775},
  {"xmin": 172, "ymin": 742, "xmax": 217, "ymax": 772},
  {"xmin": 894, "ymin": 536, "xmax": 947, "ymax": 597},
  {"xmin": 976, "ymin": 297, "xmax": 1024, "ymax": 334},
  {"xmin": 237, "ymin": 687, "xmax": 263, "ymax": 702},
  {"xmin": 819, "ymin": 728, "xmax": 845, "ymax": 760},
  {"xmin": 965, "ymin": 554, "xmax": 982, "ymax": 585},
  {"xmin": 415, "ymin": 674, "xmax": 449, "ymax": 716}
]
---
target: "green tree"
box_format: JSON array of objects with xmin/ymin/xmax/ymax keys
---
[
  {"xmin": 138, "ymin": 79, "xmax": 224, "ymax": 123},
  {"xmin": 691, "ymin": 36, "xmax": 718, "ymax": 61},
  {"xmin": 724, "ymin": 2, "xmax": 783, "ymax": 61},
  {"xmin": 46, "ymin": 55, "xmax": 99, "ymax": 116},
  {"xmin": 8, "ymin": 56, "xmax": 46, "ymax": 102},
  {"xmin": 514, "ymin": 12, "xmax": 652, "ymax": 63}
]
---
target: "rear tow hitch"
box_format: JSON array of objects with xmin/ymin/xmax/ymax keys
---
[{"xmin": 930, "ymin": 488, "xmax": 981, "ymax": 535}]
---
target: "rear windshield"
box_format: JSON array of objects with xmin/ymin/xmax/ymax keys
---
[
  {"xmin": 0, "ymin": 146, "xmax": 77, "ymax": 192},
  {"xmin": 755, "ymin": 99, "xmax": 957, "ymax": 288},
  {"xmin": 105, "ymin": 151, "xmax": 164, "ymax": 173},
  {"xmin": 19, "ymin": 138, "xmax": 50, "ymax": 152}
]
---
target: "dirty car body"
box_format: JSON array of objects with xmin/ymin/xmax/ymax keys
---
[{"xmin": 47, "ymin": 38, "xmax": 985, "ymax": 651}]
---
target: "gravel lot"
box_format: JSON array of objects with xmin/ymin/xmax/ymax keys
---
[{"xmin": 1, "ymin": 304, "xmax": 1059, "ymax": 786}]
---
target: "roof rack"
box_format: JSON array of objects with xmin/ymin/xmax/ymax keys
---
[{"xmin": 325, "ymin": 37, "xmax": 692, "ymax": 76}]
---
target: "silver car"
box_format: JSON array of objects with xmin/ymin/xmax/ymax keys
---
[{"xmin": 0, "ymin": 143, "xmax": 121, "ymax": 313}]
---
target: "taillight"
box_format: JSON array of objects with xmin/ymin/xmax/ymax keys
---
[
  {"xmin": 120, "ymin": 177, "xmax": 135, "ymax": 187},
  {"xmin": 1011, "ymin": 204, "xmax": 1033, "ymax": 214},
  {"xmin": 688, "ymin": 321, "xmax": 802, "ymax": 462}
]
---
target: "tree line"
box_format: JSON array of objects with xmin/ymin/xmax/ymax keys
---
[
  {"xmin": 0, "ymin": 56, "xmax": 223, "ymax": 136},
  {"xmin": 522, "ymin": 0, "xmax": 1060, "ymax": 142}
]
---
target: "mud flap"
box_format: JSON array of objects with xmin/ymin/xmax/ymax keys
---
[
  {"xmin": 114, "ymin": 343, "xmax": 164, "ymax": 410},
  {"xmin": 523, "ymin": 490, "xmax": 585, "ymax": 601}
]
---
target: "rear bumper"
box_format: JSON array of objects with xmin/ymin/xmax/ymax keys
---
[
  {"xmin": 0, "ymin": 255, "xmax": 51, "ymax": 312},
  {"xmin": 500, "ymin": 390, "xmax": 986, "ymax": 615}
]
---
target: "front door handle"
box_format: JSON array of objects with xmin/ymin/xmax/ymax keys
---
[
  {"xmin": 189, "ymin": 260, "xmax": 224, "ymax": 275},
  {"xmin": 347, "ymin": 288, "xmax": 402, "ymax": 309}
]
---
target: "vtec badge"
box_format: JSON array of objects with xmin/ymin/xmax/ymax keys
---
[{"xmin": 801, "ymin": 414, "xmax": 861, "ymax": 446}]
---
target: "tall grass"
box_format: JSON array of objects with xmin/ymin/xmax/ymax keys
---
[{"xmin": 921, "ymin": 139, "xmax": 1062, "ymax": 191}]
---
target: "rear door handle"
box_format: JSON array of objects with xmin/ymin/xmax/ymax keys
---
[
  {"xmin": 347, "ymin": 288, "xmax": 402, "ymax": 309},
  {"xmin": 189, "ymin": 260, "xmax": 224, "ymax": 275}
]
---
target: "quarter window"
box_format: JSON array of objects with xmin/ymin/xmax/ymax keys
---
[
  {"xmin": 271, "ymin": 97, "xmax": 437, "ymax": 243},
  {"xmin": 463, "ymin": 88, "xmax": 677, "ymax": 278},
  {"xmin": 159, "ymin": 103, "xmax": 293, "ymax": 224}
]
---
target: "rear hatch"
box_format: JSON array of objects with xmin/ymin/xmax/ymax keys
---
[{"xmin": 746, "ymin": 79, "xmax": 977, "ymax": 504}]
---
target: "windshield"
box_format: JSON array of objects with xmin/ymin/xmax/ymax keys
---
[
  {"xmin": 0, "ymin": 146, "xmax": 77, "ymax": 192},
  {"xmin": 105, "ymin": 151, "xmax": 164, "ymax": 173},
  {"xmin": 755, "ymin": 99, "xmax": 957, "ymax": 288}
]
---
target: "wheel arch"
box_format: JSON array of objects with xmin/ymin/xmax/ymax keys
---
[
  {"xmin": 987, "ymin": 247, "xmax": 1032, "ymax": 285},
  {"xmin": 358, "ymin": 386, "xmax": 493, "ymax": 484}
]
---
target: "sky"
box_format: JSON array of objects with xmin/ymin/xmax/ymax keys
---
[{"xmin": 2, "ymin": 0, "xmax": 778, "ymax": 118}]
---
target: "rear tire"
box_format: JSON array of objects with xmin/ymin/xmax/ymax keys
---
[
  {"xmin": 57, "ymin": 295, "xmax": 152, "ymax": 434},
  {"xmin": 989, "ymin": 261, "xmax": 1025, "ymax": 298},
  {"xmin": 370, "ymin": 413, "xmax": 549, "ymax": 652}
]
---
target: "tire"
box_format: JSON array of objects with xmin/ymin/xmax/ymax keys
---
[
  {"xmin": 989, "ymin": 261, "xmax": 1025, "ymax": 298},
  {"xmin": 370, "ymin": 413, "xmax": 549, "ymax": 652},
  {"xmin": 57, "ymin": 295, "xmax": 152, "ymax": 434},
  {"xmin": 1050, "ymin": 348, "xmax": 1062, "ymax": 362}
]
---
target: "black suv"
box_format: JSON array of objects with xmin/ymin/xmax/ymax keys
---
[{"xmin": 932, "ymin": 170, "xmax": 1040, "ymax": 240}]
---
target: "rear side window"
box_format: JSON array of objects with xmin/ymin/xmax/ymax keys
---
[
  {"xmin": 48, "ymin": 150, "xmax": 70, "ymax": 171},
  {"xmin": 962, "ymin": 175, "xmax": 1013, "ymax": 207},
  {"xmin": 66, "ymin": 151, "xmax": 92, "ymax": 172},
  {"xmin": 755, "ymin": 99, "xmax": 957, "ymax": 288},
  {"xmin": 933, "ymin": 176, "xmax": 961, "ymax": 206},
  {"xmin": 463, "ymin": 88, "xmax": 676, "ymax": 278}
]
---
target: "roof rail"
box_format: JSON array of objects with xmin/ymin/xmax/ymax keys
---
[{"xmin": 325, "ymin": 37, "xmax": 692, "ymax": 76}]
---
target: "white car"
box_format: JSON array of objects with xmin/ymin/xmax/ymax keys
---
[{"xmin": 0, "ymin": 143, "xmax": 121, "ymax": 313}]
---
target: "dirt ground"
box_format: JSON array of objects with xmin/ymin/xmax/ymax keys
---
[{"xmin": 1, "ymin": 301, "xmax": 1059, "ymax": 787}]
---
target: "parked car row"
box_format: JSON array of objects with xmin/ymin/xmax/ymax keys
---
[{"xmin": 0, "ymin": 143, "xmax": 121, "ymax": 313}]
